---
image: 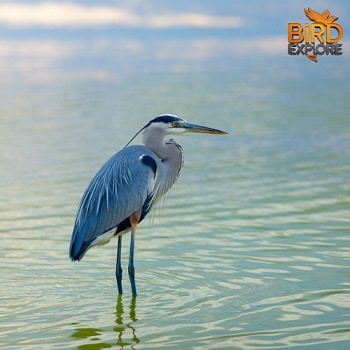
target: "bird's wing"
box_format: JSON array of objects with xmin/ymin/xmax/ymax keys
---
[
  {"xmin": 69, "ymin": 145, "xmax": 158, "ymax": 260},
  {"xmin": 304, "ymin": 7, "xmax": 323, "ymax": 23}
]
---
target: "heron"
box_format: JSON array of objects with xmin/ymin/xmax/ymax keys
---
[{"xmin": 69, "ymin": 114, "xmax": 227, "ymax": 296}]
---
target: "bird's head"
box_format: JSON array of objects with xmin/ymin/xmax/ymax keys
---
[
  {"xmin": 125, "ymin": 114, "xmax": 227, "ymax": 147},
  {"xmin": 146, "ymin": 114, "xmax": 227, "ymax": 135}
]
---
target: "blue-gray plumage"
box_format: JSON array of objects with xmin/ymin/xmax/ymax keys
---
[{"xmin": 69, "ymin": 114, "xmax": 227, "ymax": 296}]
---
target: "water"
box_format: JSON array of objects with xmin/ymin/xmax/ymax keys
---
[{"xmin": 1, "ymin": 71, "xmax": 350, "ymax": 349}]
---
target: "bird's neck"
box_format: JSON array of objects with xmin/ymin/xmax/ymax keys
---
[
  {"xmin": 145, "ymin": 137, "xmax": 184, "ymax": 199},
  {"xmin": 143, "ymin": 132, "xmax": 168, "ymax": 160}
]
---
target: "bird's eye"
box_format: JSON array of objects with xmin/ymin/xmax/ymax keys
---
[{"xmin": 171, "ymin": 121, "xmax": 178, "ymax": 127}]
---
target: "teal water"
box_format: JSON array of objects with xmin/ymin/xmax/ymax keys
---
[{"xmin": 1, "ymin": 71, "xmax": 350, "ymax": 349}]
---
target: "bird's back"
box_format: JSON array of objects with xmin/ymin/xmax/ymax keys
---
[{"xmin": 69, "ymin": 145, "xmax": 158, "ymax": 261}]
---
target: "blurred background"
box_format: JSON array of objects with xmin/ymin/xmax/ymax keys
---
[{"xmin": 0, "ymin": 0, "xmax": 348, "ymax": 84}]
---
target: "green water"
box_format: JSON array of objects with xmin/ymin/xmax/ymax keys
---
[{"xmin": 1, "ymin": 71, "xmax": 349, "ymax": 349}]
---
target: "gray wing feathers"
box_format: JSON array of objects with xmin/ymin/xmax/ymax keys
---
[{"xmin": 70, "ymin": 146, "xmax": 157, "ymax": 258}]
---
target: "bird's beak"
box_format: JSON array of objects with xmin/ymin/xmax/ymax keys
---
[{"xmin": 182, "ymin": 122, "xmax": 228, "ymax": 135}]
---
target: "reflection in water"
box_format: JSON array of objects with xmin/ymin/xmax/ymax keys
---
[
  {"xmin": 114, "ymin": 295, "xmax": 139, "ymax": 348},
  {"xmin": 71, "ymin": 295, "xmax": 139, "ymax": 349},
  {"xmin": 71, "ymin": 325, "xmax": 112, "ymax": 350}
]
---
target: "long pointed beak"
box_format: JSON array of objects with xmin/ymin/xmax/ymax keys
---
[{"xmin": 182, "ymin": 122, "xmax": 228, "ymax": 135}]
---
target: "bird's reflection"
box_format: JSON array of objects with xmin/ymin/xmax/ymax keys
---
[
  {"xmin": 114, "ymin": 294, "xmax": 139, "ymax": 347},
  {"xmin": 71, "ymin": 295, "xmax": 139, "ymax": 349}
]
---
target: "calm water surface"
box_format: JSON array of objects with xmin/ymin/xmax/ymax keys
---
[{"xmin": 1, "ymin": 73, "xmax": 350, "ymax": 349}]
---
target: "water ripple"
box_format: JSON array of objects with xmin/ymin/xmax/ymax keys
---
[{"xmin": 1, "ymin": 77, "xmax": 350, "ymax": 349}]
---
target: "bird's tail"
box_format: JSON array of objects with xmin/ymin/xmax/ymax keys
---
[{"xmin": 69, "ymin": 225, "xmax": 90, "ymax": 261}]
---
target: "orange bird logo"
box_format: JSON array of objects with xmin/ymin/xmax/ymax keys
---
[
  {"xmin": 304, "ymin": 7, "xmax": 338, "ymax": 25},
  {"xmin": 288, "ymin": 7, "xmax": 343, "ymax": 63},
  {"xmin": 303, "ymin": 8, "xmax": 339, "ymax": 62}
]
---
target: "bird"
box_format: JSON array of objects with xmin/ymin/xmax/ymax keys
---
[
  {"xmin": 304, "ymin": 7, "xmax": 338, "ymax": 25},
  {"xmin": 69, "ymin": 114, "xmax": 227, "ymax": 296}
]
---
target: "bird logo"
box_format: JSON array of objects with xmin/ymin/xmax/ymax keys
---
[
  {"xmin": 304, "ymin": 8, "xmax": 340, "ymax": 62},
  {"xmin": 288, "ymin": 7, "xmax": 343, "ymax": 62},
  {"xmin": 304, "ymin": 8, "xmax": 338, "ymax": 26}
]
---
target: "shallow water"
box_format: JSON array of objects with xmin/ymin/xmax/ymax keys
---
[{"xmin": 1, "ymin": 72, "xmax": 350, "ymax": 349}]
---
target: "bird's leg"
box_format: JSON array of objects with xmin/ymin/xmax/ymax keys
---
[
  {"xmin": 128, "ymin": 209, "xmax": 141, "ymax": 297},
  {"xmin": 116, "ymin": 235, "xmax": 123, "ymax": 294},
  {"xmin": 128, "ymin": 230, "xmax": 136, "ymax": 296}
]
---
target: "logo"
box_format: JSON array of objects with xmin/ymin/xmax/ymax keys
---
[{"xmin": 288, "ymin": 7, "xmax": 343, "ymax": 62}]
